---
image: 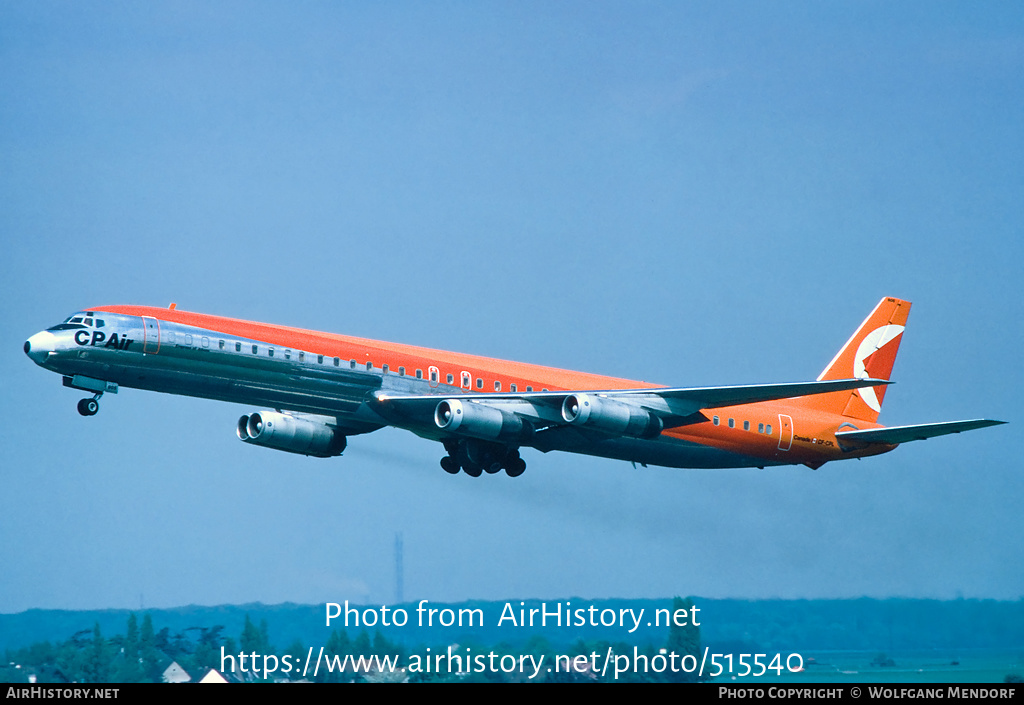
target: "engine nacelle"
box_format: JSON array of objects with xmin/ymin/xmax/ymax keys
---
[
  {"xmin": 237, "ymin": 411, "xmax": 347, "ymax": 458},
  {"xmin": 561, "ymin": 393, "xmax": 664, "ymax": 439},
  {"xmin": 434, "ymin": 399, "xmax": 532, "ymax": 442}
]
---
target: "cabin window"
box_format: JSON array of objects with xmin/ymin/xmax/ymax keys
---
[
  {"xmin": 299, "ymin": 351, "xmax": 304, "ymax": 362},
  {"xmin": 399, "ymin": 367, "xmax": 406, "ymax": 376},
  {"xmin": 236, "ymin": 342, "xmax": 242, "ymax": 352},
  {"xmin": 333, "ymin": 357, "xmax": 340, "ymax": 366},
  {"xmin": 447, "ymin": 373, "xmax": 454, "ymax": 384},
  {"xmin": 416, "ymin": 369, "xmax": 423, "ymax": 379},
  {"xmin": 728, "ymin": 418, "xmax": 735, "ymax": 428},
  {"xmin": 462, "ymin": 372, "xmax": 471, "ymax": 388},
  {"xmin": 766, "ymin": 425, "xmax": 772, "ymax": 436},
  {"xmin": 430, "ymin": 368, "xmax": 438, "ymax": 383},
  {"xmin": 743, "ymin": 421, "xmax": 750, "ymax": 431},
  {"xmin": 758, "ymin": 423, "xmax": 764, "ymax": 433},
  {"xmin": 252, "ymin": 345, "xmax": 258, "ymax": 354},
  {"xmin": 476, "ymin": 378, "xmax": 483, "ymax": 389},
  {"xmin": 713, "ymin": 416, "xmax": 720, "ymax": 426},
  {"xmin": 284, "ymin": 349, "xmax": 291, "ymax": 359},
  {"xmin": 185, "ymin": 334, "xmax": 193, "ymax": 346},
  {"xmin": 317, "ymin": 354, "xmax": 323, "ymax": 363},
  {"xmin": 542, "ymin": 388, "xmax": 548, "ymax": 392},
  {"xmin": 382, "ymin": 364, "xmax": 388, "ymax": 374},
  {"xmin": 350, "ymin": 360, "xmax": 356, "ymax": 369},
  {"xmin": 494, "ymin": 381, "xmax": 501, "ymax": 391},
  {"xmin": 510, "ymin": 384, "xmax": 517, "ymax": 392},
  {"xmin": 365, "ymin": 362, "xmax": 372, "ymax": 371},
  {"xmin": 268, "ymin": 347, "xmax": 274, "ymax": 357},
  {"xmin": 219, "ymin": 340, "xmax": 225, "ymax": 350},
  {"xmin": 526, "ymin": 386, "xmax": 533, "ymax": 392}
]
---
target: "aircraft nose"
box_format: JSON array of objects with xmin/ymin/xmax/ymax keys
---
[{"xmin": 24, "ymin": 331, "xmax": 55, "ymax": 365}]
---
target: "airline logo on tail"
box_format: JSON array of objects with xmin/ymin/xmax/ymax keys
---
[
  {"xmin": 811, "ymin": 296, "xmax": 910, "ymax": 423},
  {"xmin": 853, "ymin": 324, "xmax": 905, "ymax": 412}
]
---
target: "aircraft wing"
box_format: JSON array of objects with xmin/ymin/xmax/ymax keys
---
[
  {"xmin": 585, "ymin": 379, "xmax": 891, "ymax": 419},
  {"xmin": 834, "ymin": 419, "xmax": 1006, "ymax": 445},
  {"xmin": 371, "ymin": 378, "xmax": 889, "ymax": 430}
]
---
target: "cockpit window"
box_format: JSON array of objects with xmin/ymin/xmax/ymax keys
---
[
  {"xmin": 50, "ymin": 313, "xmax": 92, "ymax": 331},
  {"xmin": 50, "ymin": 312, "xmax": 104, "ymax": 331}
]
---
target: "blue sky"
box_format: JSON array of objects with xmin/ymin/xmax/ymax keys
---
[{"xmin": 1, "ymin": 2, "xmax": 1021, "ymax": 613}]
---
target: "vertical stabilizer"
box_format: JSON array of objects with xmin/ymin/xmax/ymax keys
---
[{"xmin": 801, "ymin": 297, "xmax": 911, "ymax": 423}]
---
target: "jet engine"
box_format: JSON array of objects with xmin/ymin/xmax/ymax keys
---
[
  {"xmin": 561, "ymin": 393, "xmax": 664, "ymax": 439},
  {"xmin": 434, "ymin": 399, "xmax": 532, "ymax": 442},
  {"xmin": 236, "ymin": 411, "xmax": 347, "ymax": 457}
]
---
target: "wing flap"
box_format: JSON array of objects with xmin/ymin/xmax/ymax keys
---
[{"xmin": 835, "ymin": 419, "xmax": 1006, "ymax": 445}]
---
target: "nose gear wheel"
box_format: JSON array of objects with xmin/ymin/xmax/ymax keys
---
[{"xmin": 77, "ymin": 398, "xmax": 99, "ymax": 416}]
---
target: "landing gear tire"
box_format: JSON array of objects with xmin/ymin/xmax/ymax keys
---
[
  {"xmin": 446, "ymin": 440, "xmax": 524, "ymax": 477},
  {"xmin": 505, "ymin": 458, "xmax": 527, "ymax": 478},
  {"xmin": 77, "ymin": 398, "xmax": 99, "ymax": 416}
]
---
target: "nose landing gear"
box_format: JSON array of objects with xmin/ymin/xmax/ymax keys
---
[
  {"xmin": 77, "ymin": 394, "xmax": 101, "ymax": 416},
  {"xmin": 62, "ymin": 375, "xmax": 116, "ymax": 417}
]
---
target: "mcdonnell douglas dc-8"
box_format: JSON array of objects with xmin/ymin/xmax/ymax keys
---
[{"xmin": 24, "ymin": 297, "xmax": 1003, "ymax": 477}]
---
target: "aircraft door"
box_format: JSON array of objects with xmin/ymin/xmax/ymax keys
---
[
  {"xmin": 778, "ymin": 414, "xmax": 793, "ymax": 451},
  {"xmin": 142, "ymin": 316, "xmax": 160, "ymax": 354}
]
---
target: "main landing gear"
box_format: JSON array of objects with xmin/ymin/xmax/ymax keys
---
[
  {"xmin": 441, "ymin": 439, "xmax": 527, "ymax": 478},
  {"xmin": 77, "ymin": 393, "xmax": 102, "ymax": 416}
]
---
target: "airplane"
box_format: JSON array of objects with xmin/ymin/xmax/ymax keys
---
[{"xmin": 23, "ymin": 296, "xmax": 1003, "ymax": 477}]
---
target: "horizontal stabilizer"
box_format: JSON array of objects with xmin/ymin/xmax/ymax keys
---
[{"xmin": 835, "ymin": 419, "xmax": 1006, "ymax": 445}]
